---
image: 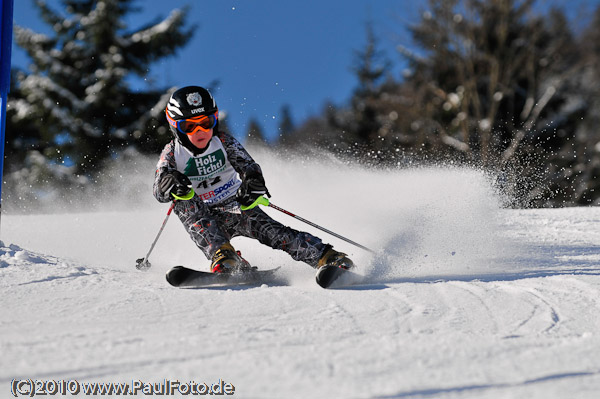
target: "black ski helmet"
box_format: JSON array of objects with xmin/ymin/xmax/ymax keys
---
[{"xmin": 165, "ymin": 86, "xmax": 219, "ymax": 151}]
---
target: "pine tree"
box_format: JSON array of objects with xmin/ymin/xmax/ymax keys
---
[
  {"xmin": 282, "ymin": 23, "xmax": 393, "ymax": 159},
  {"xmin": 7, "ymin": 0, "xmax": 193, "ymax": 181},
  {"xmin": 245, "ymin": 118, "xmax": 269, "ymax": 148},
  {"xmin": 402, "ymin": 0, "xmax": 576, "ymax": 168},
  {"xmin": 349, "ymin": 23, "xmax": 391, "ymax": 147},
  {"xmin": 276, "ymin": 104, "xmax": 295, "ymax": 146}
]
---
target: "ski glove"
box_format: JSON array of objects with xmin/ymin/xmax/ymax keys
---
[
  {"xmin": 158, "ymin": 171, "xmax": 193, "ymax": 199},
  {"xmin": 237, "ymin": 171, "xmax": 271, "ymax": 207}
]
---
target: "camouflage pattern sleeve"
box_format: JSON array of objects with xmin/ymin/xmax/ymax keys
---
[
  {"xmin": 217, "ymin": 131, "xmax": 263, "ymax": 178},
  {"xmin": 153, "ymin": 140, "xmax": 177, "ymax": 203}
]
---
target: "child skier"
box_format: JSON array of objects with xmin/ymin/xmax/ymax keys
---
[{"xmin": 153, "ymin": 85, "xmax": 354, "ymax": 273}]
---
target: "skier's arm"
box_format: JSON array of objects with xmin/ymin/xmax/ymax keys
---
[
  {"xmin": 237, "ymin": 171, "xmax": 270, "ymax": 206},
  {"xmin": 217, "ymin": 131, "xmax": 263, "ymax": 178},
  {"xmin": 217, "ymin": 131, "xmax": 271, "ymax": 206},
  {"xmin": 153, "ymin": 141, "xmax": 182, "ymax": 203}
]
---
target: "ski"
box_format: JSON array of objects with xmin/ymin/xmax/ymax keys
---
[
  {"xmin": 315, "ymin": 265, "xmax": 361, "ymax": 288},
  {"xmin": 166, "ymin": 265, "xmax": 281, "ymax": 288}
]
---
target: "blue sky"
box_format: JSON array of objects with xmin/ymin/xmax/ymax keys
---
[{"xmin": 11, "ymin": 0, "xmax": 600, "ymax": 142}]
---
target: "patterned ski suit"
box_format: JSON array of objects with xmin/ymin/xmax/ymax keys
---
[{"xmin": 153, "ymin": 131, "xmax": 327, "ymax": 268}]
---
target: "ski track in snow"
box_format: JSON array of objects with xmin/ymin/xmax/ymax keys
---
[{"xmin": 2, "ymin": 152, "xmax": 600, "ymax": 398}]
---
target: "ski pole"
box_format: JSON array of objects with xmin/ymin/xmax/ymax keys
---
[
  {"xmin": 136, "ymin": 201, "xmax": 176, "ymax": 270},
  {"xmin": 241, "ymin": 196, "xmax": 375, "ymax": 253}
]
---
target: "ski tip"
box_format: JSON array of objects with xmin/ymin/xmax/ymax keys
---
[
  {"xmin": 315, "ymin": 265, "xmax": 359, "ymax": 289},
  {"xmin": 165, "ymin": 266, "xmax": 186, "ymax": 287},
  {"xmin": 315, "ymin": 265, "xmax": 341, "ymax": 289}
]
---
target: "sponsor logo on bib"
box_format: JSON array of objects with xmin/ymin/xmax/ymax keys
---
[{"xmin": 184, "ymin": 149, "xmax": 226, "ymax": 179}]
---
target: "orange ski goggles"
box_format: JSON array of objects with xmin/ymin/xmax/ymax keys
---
[{"xmin": 166, "ymin": 111, "xmax": 218, "ymax": 135}]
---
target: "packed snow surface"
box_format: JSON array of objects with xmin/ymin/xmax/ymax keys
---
[{"xmin": 2, "ymin": 152, "xmax": 600, "ymax": 398}]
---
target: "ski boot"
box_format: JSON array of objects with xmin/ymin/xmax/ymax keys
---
[
  {"xmin": 211, "ymin": 243, "xmax": 255, "ymax": 274},
  {"xmin": 317, "ymin": 245, "xmax": 354, "ymax": 270}
]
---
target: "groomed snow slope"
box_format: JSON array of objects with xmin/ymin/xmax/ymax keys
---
[{"xmin": 2, "ymin": 152, "xmax": 600, "ymax": 399}]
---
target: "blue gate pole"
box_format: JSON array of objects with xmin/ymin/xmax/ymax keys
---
[{"xmin": 0, "ymin": 0, "xmax": 15, "ymax": 235}]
